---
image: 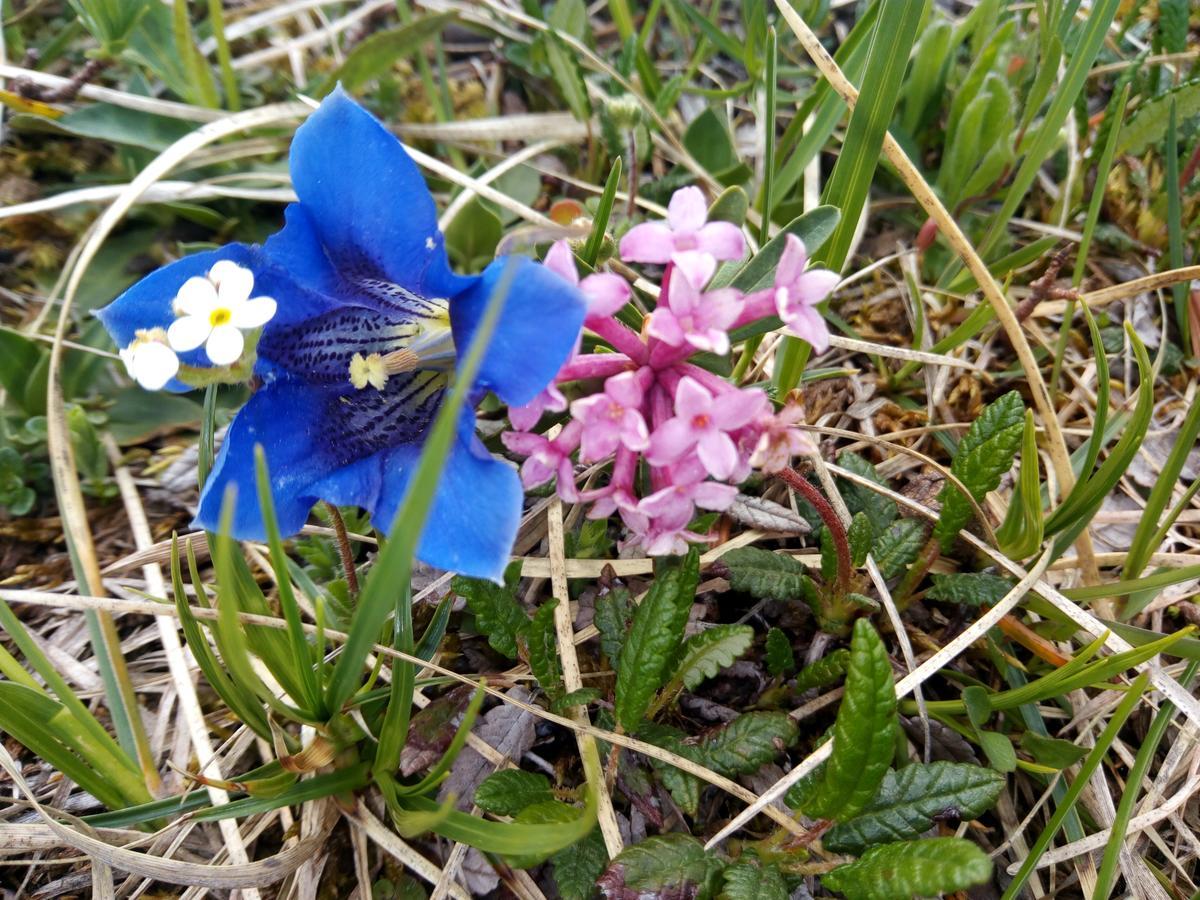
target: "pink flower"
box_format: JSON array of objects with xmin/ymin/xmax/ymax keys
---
[
  {"xmin": 647, "ymin": 377, "xmax": 769, "ymax": 480},
  {"xmin": 545, "ymin": 241, "xmax": 630, "ymax": 321},
  {"xmin": 647, "ymin": 256, "xmax": 741, "ymax": 356},
  {"xmin": 501, "ymin": 422, "xmax": 581, "ymax": 499},
  {"xmin": 509, "ymin": 383, "xmax": 567, "ymax": 431},
  {"xmin": 750, "ymin": 404, "xmax": 816, "ymax": 473},
  {"xmin": 571, "ymin": 369, "xmax": 651, "ymax": 461},
  {"xmin": 639, "ymin": 478, "xmax": 737, "ymax": 529},
  {"xmin": 770, "ymin": 235, "xmax": 839, "ymax": 353},
  {"xmin": 619, "ymin": 186, "xmax": 745, "ymax": 265},
  {"xmin": 582, "ymin": 447, "xmax": 646, "ymax": 530}
]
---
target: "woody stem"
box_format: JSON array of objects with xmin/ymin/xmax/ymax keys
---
[{"xmin": 774, "ymin": 465, "xmax": 853, "ymax": 596}]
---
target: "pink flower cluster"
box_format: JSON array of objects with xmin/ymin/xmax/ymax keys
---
[{"xmin": 502, "ymin": 187, "xmax": 838, "ymax": 555}]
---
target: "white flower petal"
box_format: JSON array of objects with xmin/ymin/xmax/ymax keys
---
[
  {"xmin": 132, "ymin": 342, "xmax": 179, "ymax": 390},
  {"xmin": 119, "ymin": 346, "xmax": 137, "ymax": 378},
  {"xmin": 205, "ymin": 325, "xmax": 245, "ymax": 365},
  {"xmin": 212, "ymin": 261, "xmax": 255, "ymax": 306},
  {"xmin": 175, "ymin": 277, "xmax": 219, "ymax": 317},
  {"xmin": 232, "ymin": 295, "xmax": 277, "ymax": 329},
  {"xmin": 167, "ymin": 315, "xmax": 212, "ymax": 352}
]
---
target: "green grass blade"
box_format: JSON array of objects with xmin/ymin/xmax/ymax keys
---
[
  {"xmin": 758, "ymin": 26, "xmax": 777, "ymax": 239},
  {"xmin": 1165, "ymin": 99, "xmax": 1190, "ymax": 351},
  {"xmin": 375, "ymin": 578, "xmax": 416, "ymax": 776},
  {"xmin": 582, "ymin": 156, "xmax": 621, "ymax": 267}
]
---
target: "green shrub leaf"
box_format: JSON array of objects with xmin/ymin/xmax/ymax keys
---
[
  {"xmin": 721, "ymin": 546, "xmax": 809, "ymax": 601},
  {"xmin": 794, "ymin": 648, "xmax": 850, "ymax": 693},
  {"xmin": 676, "ymin": 624, "xmax": 755, "ymax": 690},
  {"xmin": 927, "ymin": 572, "xmax": 1013, "ymax": 606},
  {"xmin": 615, "ymin": 549, "xmax": 700, "ymax": 731},
  {"xmin": 871, "ymin": 518, "xmax": 926, "ymax": 579},
  {"xmin": 824, "ymin": 761, "xmax": 1004, "ymax": 854},
  {"xmin": 598, "ymin": 834, "xmax": 725, "ymax": 900},
  {"xmin": 520, "ymin": 600, "xmax": 564, "ymax": 700},
  {"xmin": 552, "ymin": 829, "xmax": 609, "ymax": 900},
  {"xmin": 822, "ymin": 837, "xmax": 992, "ymax": 900},
  {"xmin": 764, "ymin": 627, "xmax": 794, "ymax": 677},
  {"xmin": 718, "ymin": 861, "xmax": 788, "ymax": 900},
  {"xmin": 594, "ymin": 584, "xmax": 633, "ymax": 665},
  {"xmin": 473, "ymin": 769, "xmax": 554, "ymax": 816},
  {"xmin": 454, "ymin": 561, "xmax": 527, "ymax": 659},
  {"xmin": 836, "ymin": 451, "xmax": 898, "ymax": 533},
  {"xmin": 638, "ymin": 722, "xmax": 705, "ymax": 817},
  {"xmin": 699, "ymin": 711, "xmax": 798, "ymax": 777}
]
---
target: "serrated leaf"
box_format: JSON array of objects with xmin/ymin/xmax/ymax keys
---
[
  {"xmin": 927, "ymin": 572, "xmax": 1013, "ymax": 606},
  {"xmin": 848, "ymin": 512, "xmax": 872, "ymax": 567},
  {"xmin": 699, "ymin": 712, "xmax": 798, "ymax": 777},
  {"xmin": 551, "ymin": 688, "xmax": 601, "ymax": 714},
  {"xmin": 822, "ymin": 837, "xmax": 992, "ymax": 900},
  {"xmin": 718, "ymin": 861, "xmax": 788, "ymax": 900},
  {"xmin": 871, "ymin": 518, "xmax": 926, "ymax": 579},
  {"xmin": 675, "ymin": 625, "xmax": 755, "ymax": 691},
  {"xmin": 454, "ymin": 561, "xmax": 527, "ymax": 659},
  {"xmin": 721, "ymin": 546, "xmax": 809, "ymax": 601},
  {"xmin": 765, "ymin": 627, "xmax": 794, "ymax": 677},
  {"xmin": 820, "ymin": 526, "xmax": 839, "ymax": 582},
  {"xmin": 594, "ymin": 584, "xmax": 633, "ymax": 666},
  {"xmin": 553, "ymin": 829, "xmax": 609, "ymax": 900},
  {"xmin": 598, "ymin": 834, "xmax": 725, "ymax": 900},
  {"xmin": 837, "ymin": 451, "xmax": 898, "ymax": 533},
  {"xmin": 615, "ymin": 550, "xmax": 700, "ymax": 731},
  {"xmin": 793, "ymin": 648, "xmax": 850, "ymax": 693},
  {"xmin": 520, "ymin": 599, "xmax": 564, "ymax": 700},
  {"xmin": 1119, "ymin": 78, "xmax": 1200, "ymax": 155},
  {"xmin": 473, "ymin": 769, "xmax": 554, "ymax": 816},
  {"xmin": 1160, "ymin": 0, "xmax": 1188, "ymax": 52},
  {"xmin": 824, "ymin": 762, "xmax": 1005, "ymax": 854},
  {"xmin": 933, "ymin": 391, "xmax": 1025, "ymax": 551},
  {"xmin": 638, "ymin": 722, "xmax": 704, "ymax": 817},
  {"xmin": 804, "ymin": 620, "xmax": 896, "ymax": 821}
]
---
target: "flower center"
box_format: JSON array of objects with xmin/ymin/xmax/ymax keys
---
[
  {"xmin": 209, "ymin": 307, "xmax": 232, "ymax": 327},
  {"xmin": 345, "ymin": 299, "xmax": 455, "ymax": 391},
  {"xmin": 692, "ymin": 414, "xmax": 710, "ymax": 429}
]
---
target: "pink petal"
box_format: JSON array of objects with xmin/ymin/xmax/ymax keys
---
[
  {"xmin": 647, "ymin": 309, "xmax": 687, "ymax": 347},
  {"xmin": 579, "ymin": 425, "xmax": 619, "ymax": 463},
  {"xmin": 671, "ymin": 251, "xmax": 717, "ymax": 293},
  {"xmin": 782, "ymin": 303, "xmax": 831, "ymax": 354},
  {"xmin": 570, "ymin": 393, "xmax": 611, "ymax": 425},
  {"xmin": 580, "ymin": 272, "xmax": 630, "ymax": 317},
  {"xmin": 667, "ymin": 186, "xmax": 708, "ymax": 232},
  {"xmin": 619, "ymin": 410, "xmax": 650, "ymax": 451},
  {"xmin": 647, "ymin": 416, "xmax": 697, "ymax": 465},
  {"xmin": 605, "ymin": 369, "xmax": 645, "ymax": 408},
  {"xmin": 673, "ymin": 376, "xmax": 713, "ymax": 421},
  {"xmin": 692, "ymin": 481, "xmax": 738, "ymax": 510},
  {"xmin": 696, "ymin": 221, "xmax": 746, "ymax": 261},
  {"xmin": 711, "ymin": 388, "xmax": 769, "ymax": 431},
  {"xmin": 619, "ymin": 222, "xmax": 676, "ymax": 263},
  {"xmin": 639, "ymin": 485, "xmax": 692, "ymax": 523},
  {"xmin": 688, "ymin": 328, "xmax": 729, "ymax": 356},
  {"xmin": 544, "ymin": 241, "xmax": 580, "ymax": 285},
  {"xmin": 501, "ymin": 430, "xmax": 547, "ymax": 455},
  {"xmin": 775, "ymin": 234, "xmax": 808, "ymax": 286},
  {"xmin": 703, "ymin": 288, "xmax": 744, "ymax": 330},
  {"xmin": 697, "ymin": 431, "xmax": 739, "ymax": 480},
  {"xmin": 792, "ymin": 268, "xmax": 841, "ymax": 308}
]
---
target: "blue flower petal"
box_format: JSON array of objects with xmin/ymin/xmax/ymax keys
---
[
  {"xmin": 448, "ymin": 255, "xmax": 586, "ymax": 407},
  {"xmin": 288, "ymin": 87, "xmax": 470, "ymax": 299},
  {"xmin": 374, "ymin": 433, "xmax": 522, "ymax": 582}
]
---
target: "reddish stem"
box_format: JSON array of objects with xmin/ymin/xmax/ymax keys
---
[{"xmin": 774, "ymin": 466, "xmax": 852, "ymax": 595}]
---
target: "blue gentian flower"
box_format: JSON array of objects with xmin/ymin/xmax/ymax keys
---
[{"xmin": 97, "ymin": 89, "xmax": 586, "ymax": 580}]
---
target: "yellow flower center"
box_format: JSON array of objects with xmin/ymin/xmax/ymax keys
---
[{"xmin": 209, "ymin": 307, "xmax": 232, "ymax": 327}]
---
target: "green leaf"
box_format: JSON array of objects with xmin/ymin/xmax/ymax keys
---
[
  {"xmin": 823, "ymin": 837, "xmax": 993, "ymax": 900},
  {"xmin": 637, "ymin": 722, "xmax": 705, "ymax": 817},
  {"xmin": 824, "ymin": 762, "xmax": 1004, "ymax": 854},
  {"xmin": 543, "ymin": 2, "xmax": 592, "ymax": 122},
  {"xmin": 505, "ymin": 801, "xmax": 587, "ymax": 869},
  {"xmin": 675, "ymin": 625, "xmax": 755, "ymax": 691},
  {"xmin": 765, "ymin": 627, "xmax": 794, "ymax": 677},
  {"xmin": 871, "ymin": 518, "xmax": 926, "ymax": 579},
  {"xmin": 794, "ymin": 648, "xmax": 850, "ymax": 693},
  {"xmin": 995, "ymin": 410, "xmax": 1044, "ymax": 559},
  {"xmin": 454, "ymin": 561, "xmax": 528, "ymax": 659},
  {"xmin": 1118, "ymin": 78, "xmax": 1200, "ymax": 155},
  {"xmin": 836, "ymin": 452, "xmax": 898, "ymax": 533},
  {"xmin": 552, "ymin": 829, "xmax": 609, "ymax": 900},
  {"xmin": 926, "ymin": 572, "xmax": 1013, "ymax": 607},
  {"xmin": 1019, "ymin": 732, "xmax": 1088, "ymax": 770},
  {"xmin": 719, "ymin": 861, "xmax": 788, "ymax": 900},
  {"xmin": 12, "ymin": 103, "xmax": 191, "ymax": 151},
  {"xmin": 720, "ymin": 546, "xmax": 809, "ymax": 601},
  {"xmin": 848, "ymin": 512, "xmax": 872, "ymax": 567},
  {"xmin": 716, "ymin": 206, "xmax": 841, "ymax": 293},
  {"xmin": 614, "ymin": 549, "xmax": 700, "ymax": 731},
  {"xmin": 551, "ymin": 688, "xmax": 602, "ymax": 713},
  {"xmin": 933, "ymin": 391, "xmax": 1025, "ymax": 551},
  {"xmin": 444, "ymin": 197, "xmax": 503, "ymax": 272},
  {"xmin": 977, "ymin": 730, "xmax": 1017, "ymax": 773},
  {"xmin": 473, "ymin": 769, "xmax": 555, "ymax": 816},
  {"xmin": 521, "ymin": 600, "xmax": 564, "ymax": 700},
  {"xmin": 805, "ymin": 620, "xmax": 896, "ymax": 821},
  {"xmin": 323, "ymin": 13, "xmax": 455, "ymax": 92},
  {"xmin": 598, "ymin": 834, "xmax": 725, "ymax": 900},
  {"xmin": 594, "ymin": 584, "xmax": 633, "ymax": 665},
  {"xmin": 0, "ymin": 330, "xmax": 43, "ymax": 414},
  {"xmin": 699, "ymin": 712, "xmax": 798, "ymax": 777}
]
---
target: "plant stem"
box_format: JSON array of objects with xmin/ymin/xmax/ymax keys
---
[
  {"xmin": 775, "ymin": 466, "xmax": 852, "ymax": 595},
  {"xmin": 324, "ymin": 502, "xmax": 360, "ymax": 595}
]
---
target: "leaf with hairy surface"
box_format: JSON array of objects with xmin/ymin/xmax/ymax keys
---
[
  {"xmin": 822, "ymin": 837, "xmax": 992, "ymax": 900},
  {"xmin": 721, "ymin": 546, "xmax": 809, "ymax": 601},
  {"xmin": 598, "ymin": 833, "xmax": 725, "ymax": 900},
  {"xmin": 675, "ymin": 624, "xmax": 755, "ymax": 691},
  {"xmin": 699, "ymin": 712, "xmax": 798, "ymax": 777},
  {"xmin": 454, "ymin": 561, "xmax": 527, "ymax": 659}
]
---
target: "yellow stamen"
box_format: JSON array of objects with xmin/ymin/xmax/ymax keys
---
[
  {"xmin": 209, "ymin": 307, "xmax": 232, "ymax": 327},
  {"xmin": 349, "ymin": 352, "xmax": 388, "ymax": 390},
  {"xmin": 381, "ymin": 348, "xmax": 420, "ymax": 375}
]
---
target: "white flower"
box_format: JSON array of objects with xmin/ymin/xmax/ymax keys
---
[
  {"xmin": 120, "ymin": 329, "xmax": 179, "ymax": 390},
  {"xmin": 167, "ymin": 260, "xmax": 277, "ymax": 366}
]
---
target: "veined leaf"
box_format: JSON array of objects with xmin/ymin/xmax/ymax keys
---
[
  {"xmin": 871, "ymin": 518, "xmax": 926, "ymax": 579},
  {"xmin": 699, "ymin": 712, "xmax": 798, "ymax": 777},
  {"xmin": 598, "ymin": 834, "xmax": 725, "ymax": 900},
  {"xmin": 520, "ymin": 600, "xmax": 564, "ymax": 700},
  {"xmin": 675, "ymin": 624, "xmax": 755, "ymax": 691},
  {"xmin": 933, "ymin": 391, "xmax": 1025, "ymax": 551},
  {"xmin": 552, "ymin": 829, "xmax": 609, "ymax": 900},
  {"xmin": 719, "ymin": 861, "xmax": 788, "ymax": 900},
  {"xmin": 1118, "ymin": 77, "xmax": 1200, "ymax": 156},
  {"xmin": 823, "ymin": 837, "xmax": 992, "ymax": 900},
  {"xmin": 474, "ymin": 769, "xmax": 554, "ymax": 816},
  {"xmin": 836, "ymin": 451, "xmax": 898, "ymax": 533},
  {"xmin": 825, "ymin": 762, "xmax": 1004, "ymax": 854},
  {"xmin": 637, "ymin": 722, "xmax": 704, "ymax": 817},
  {"xmin": 926, "ymin": 572, "xmax": 1013, "ymax": 607},
  {"xmin": 764, "ymin": 627, "xmax": 794, "ymax": 677},
  {"xmin": 594, "ymin": 583, "xmax": 633, "ymax": 666},
  {"xmin": 505, "ymin": 800, "xmax": 588, "ymax": 869},
  {"xmin": 794, "ymin": 648, "xmax": 850, "ymax": 693},
  {"xmin": 615, "ymin": 549, "xmax": 700, "ymax": 731},
  {"xmin": 804, "ymin": 620, "xmax": 896, "ymax": 821},
  {"xmin": 454, "ymin": 561, "xmax": 528, "ymax": 659},
  {"xmin": 323, "ymin": 13, "xmax": 455, "ymax": 93},
  {"xmin": 721, "ymin": 546, "xmax": 809, "ymax": 601}
]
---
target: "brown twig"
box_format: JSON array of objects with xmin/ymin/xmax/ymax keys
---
[
  {"xmin": 323, "ymin": 502, "xmax": 360, "ymax": 595},
  {"xmin": 1016, "ymin": 249, "xmax": 1079, "ymax": 322},
  {"xmin": 12, "ymin": 56, "xmax": 109, "ymax": 103}
]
